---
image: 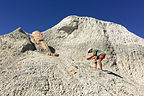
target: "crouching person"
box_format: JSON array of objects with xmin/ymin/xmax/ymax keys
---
[{"xmin": 86, "ymin": 48, "xmax": 106, "ymax": 70}]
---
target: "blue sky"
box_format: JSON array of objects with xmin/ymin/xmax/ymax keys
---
[{"xmin": 0, "ymin": 0, "xmax": 144, "ymax": 38}]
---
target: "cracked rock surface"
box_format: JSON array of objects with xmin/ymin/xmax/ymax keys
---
[{"xmin": 0, "ymin": 15, "xmax": 144, "ymax": 96}]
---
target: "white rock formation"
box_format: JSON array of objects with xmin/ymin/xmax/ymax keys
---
[
  {"xmin": 0, "ymin": 15, "xmax": 144, "ymax": 96},
  {"xmin": 43, "ymin": 15, "xmax": 144, "ymax": 85}
]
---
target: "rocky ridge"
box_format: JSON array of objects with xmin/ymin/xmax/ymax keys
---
[{"xmin": 0, "ymin": 15, "xmax": 144, "ymax": 96}]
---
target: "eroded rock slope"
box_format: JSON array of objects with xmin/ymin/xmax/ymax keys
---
[{"xmin": 0, "ymin": 15, "xmax": 144, "ymax": 96}]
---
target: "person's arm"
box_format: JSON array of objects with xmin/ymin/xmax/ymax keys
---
[{"xmin": 86, "ymin": 55, "xmax": 94, "ymax": 60}]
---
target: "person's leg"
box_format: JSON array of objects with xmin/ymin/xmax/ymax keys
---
[
  {"xmin": 98, "ymin": 54, "xmax": 106, "ymax": 70},
  {"xmin": 94, "ymin": 56, "xmax": 97, "ymax": 68},
  {"xmin": 98, "ymin": 58, "xmax": 102, "ymax": 70}
]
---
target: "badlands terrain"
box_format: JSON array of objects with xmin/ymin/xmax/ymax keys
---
[{"xmin": 0, "ymin": 16, "xmax": 144, "ymax": 96}]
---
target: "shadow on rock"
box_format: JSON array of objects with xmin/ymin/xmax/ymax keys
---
[
  {"xmin": 48, "ymin": 46, "xmax": 55, "ymax": 53},
  {"xmin": 103, "ymin": 70, "xmax": 123, "ymax": 78}
]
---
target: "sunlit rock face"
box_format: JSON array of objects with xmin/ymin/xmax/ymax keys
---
[{"xmin": 0, "ymin": 16, "xmax": 144, "ymax": 96}]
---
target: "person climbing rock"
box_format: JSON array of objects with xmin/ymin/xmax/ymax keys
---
[
  {"xmin": 86, "ymin": 48, "xmax": 106, "ymax": 70},
  {"xmin": 31, "ymin": 31, "xmax": 59, "ymax": 56}
]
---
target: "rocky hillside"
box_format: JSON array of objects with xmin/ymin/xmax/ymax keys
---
[{"xmin": 0, "ymin": 15, "xmax": 144, "ymax": 96}]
